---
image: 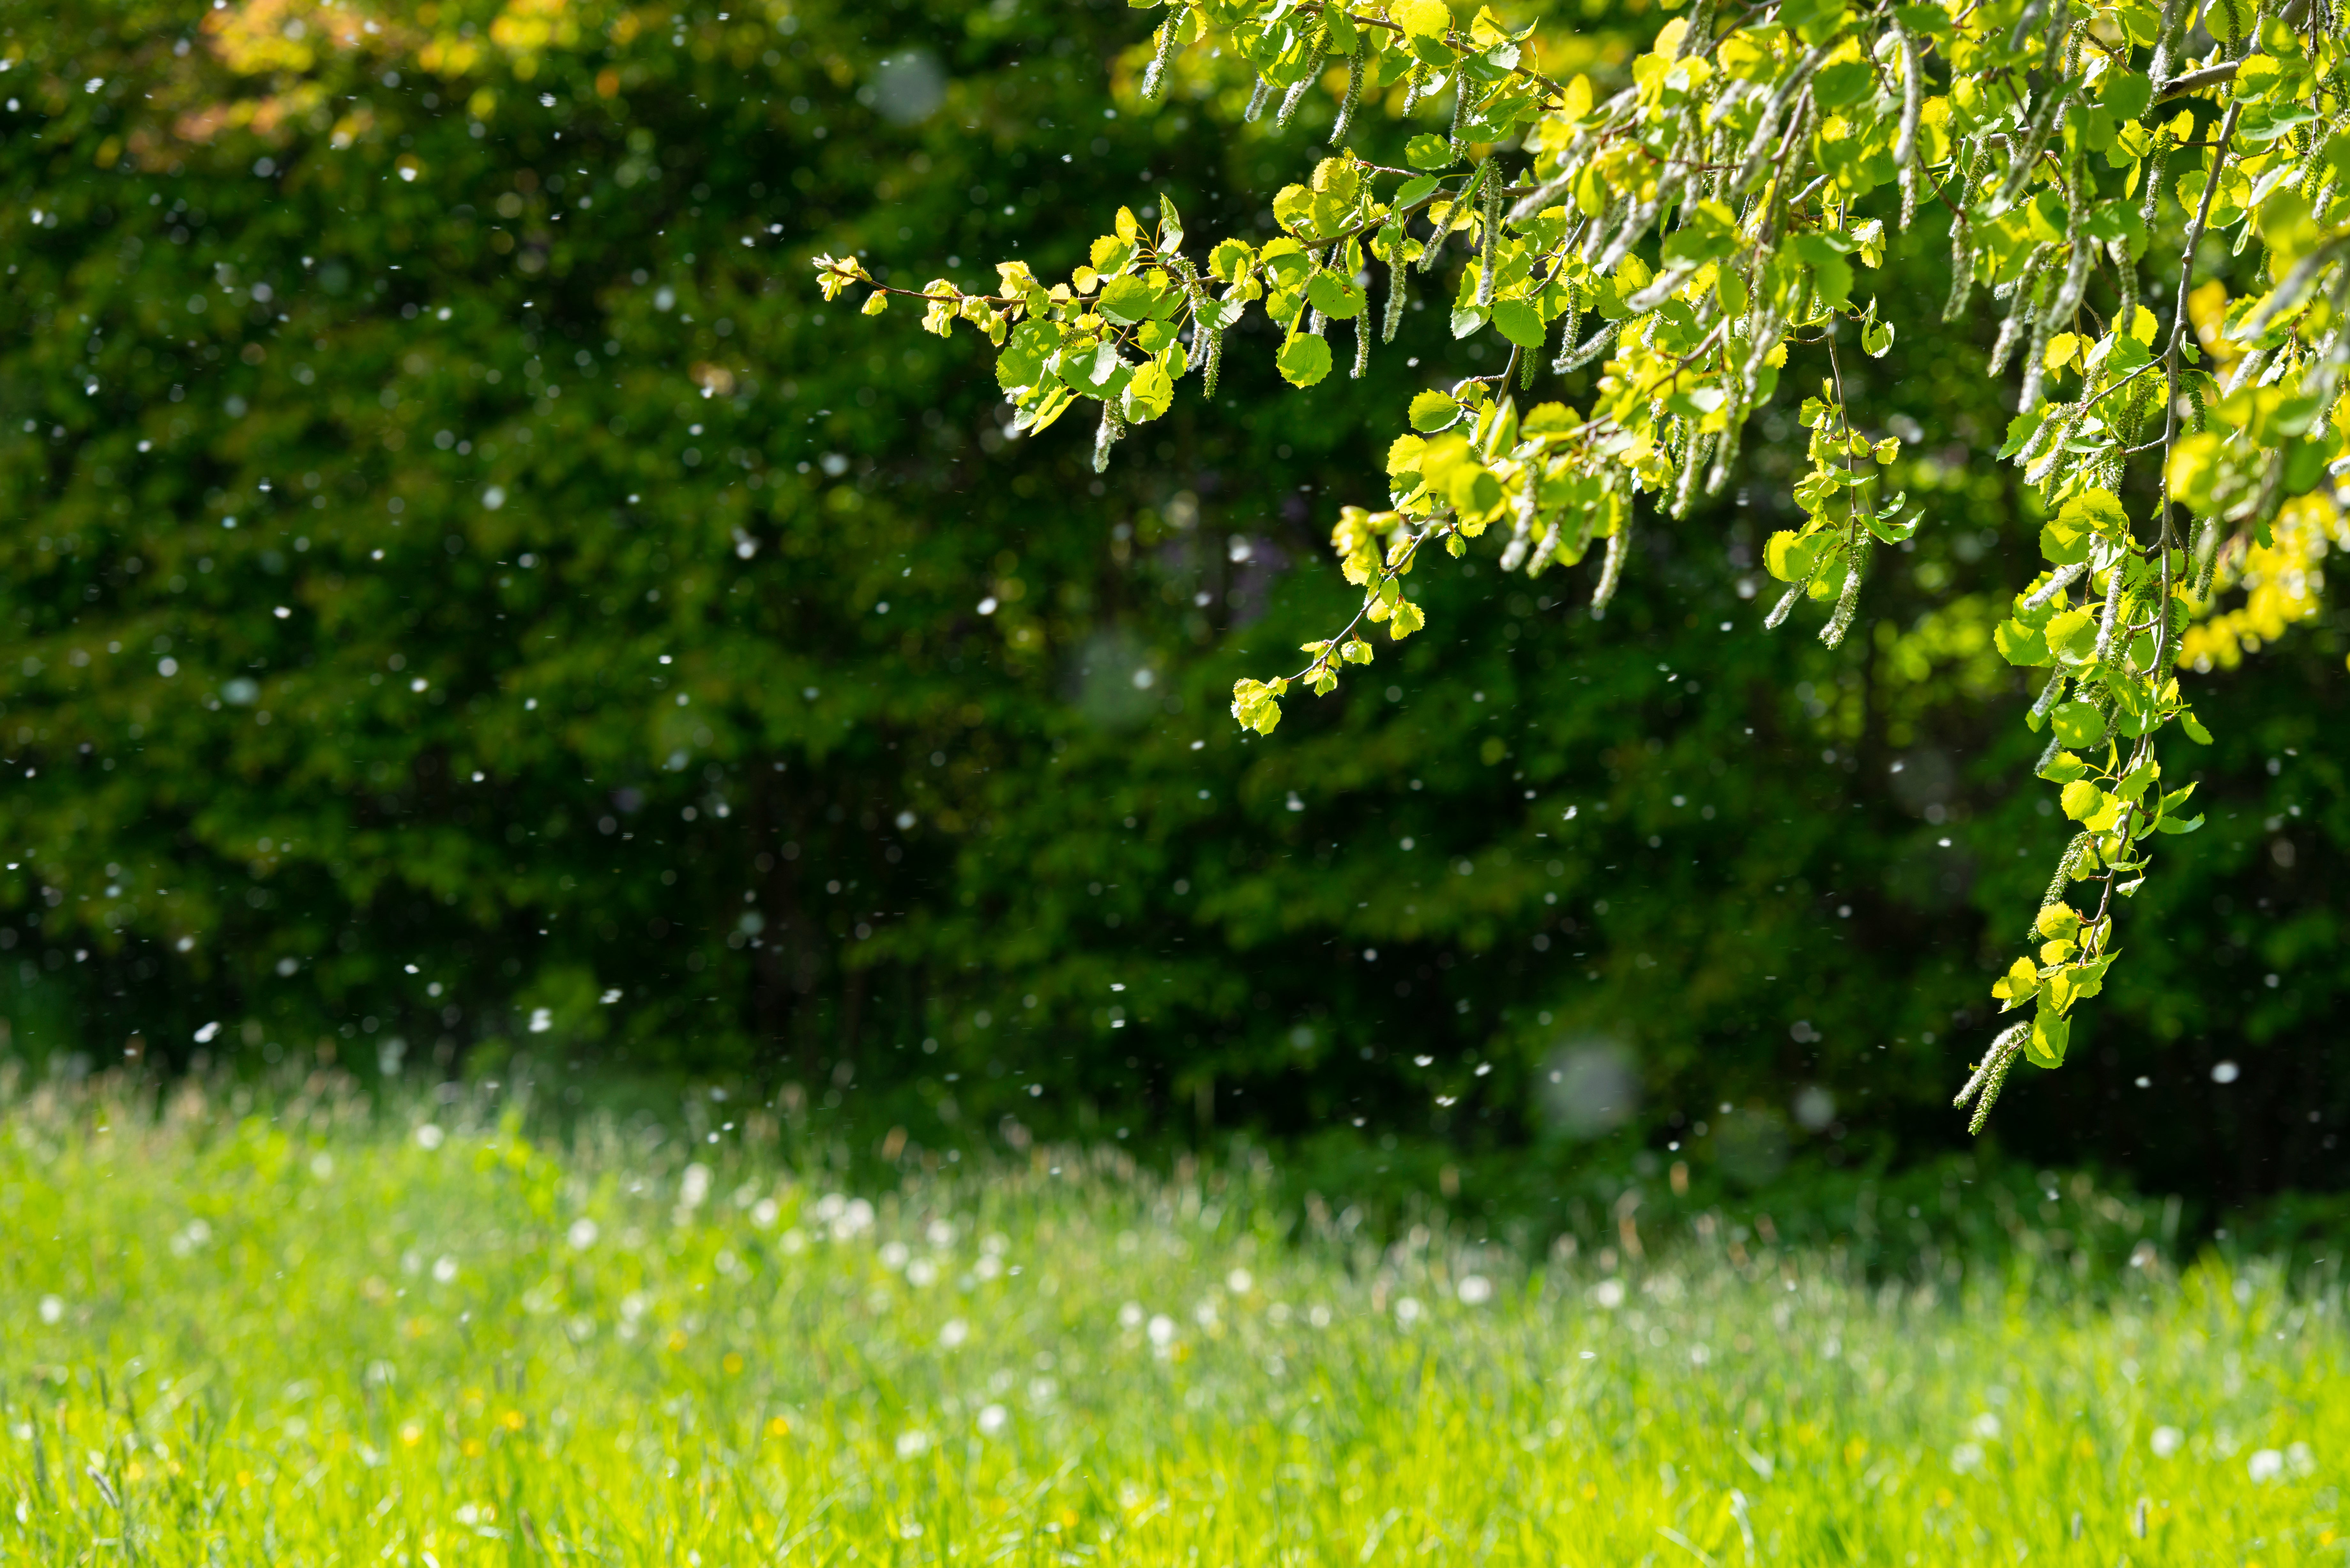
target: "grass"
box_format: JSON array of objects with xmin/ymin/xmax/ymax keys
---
[{"xmin": 3, "ymin": 1072, "xmax": 2345, "ymax": 1565}]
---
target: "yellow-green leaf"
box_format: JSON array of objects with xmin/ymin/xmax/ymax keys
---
[{"xmin": 1393, "ymin": 0, "xmax": 1453, "ymax": 41}]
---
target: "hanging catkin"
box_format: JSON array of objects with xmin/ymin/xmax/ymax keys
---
[
  {"xmin": 1092, "ymin": 402, "xmax": 1125, "ymax": 473},
  {"xmin": 1168, "ymin": 252, "xmax": 1222, "ymax": 399},
  {"xmin": 1399, "ymin": 59, "xmax": 1429, "ymax": 115},
  {"xmin": 1988, "ymin": 247, "xmax": 2050, "ymax": 375},
  {"xmin": 1560, "ymin": 319, "xmax": 1618, "ymax": 371},
  {"xmin": 2016, "ymin": 271, "xmax": 2056, "ymax": 411},
  {"xmin": 1591, "ymin": 521, "xmax": 1629, "ymax": 619},
  {"xmin": 1474, "ymin": 160, "xmax": 1501, "ymax": 307},
  {"xmin": 1140, "ymin": 8, "xmax": 1185, "ymax": 101},
  {"xmin": 1892, "ymin": 20, "xmax": 1923, "ymax": 231},
  {"xmin": 1549, "ymin": 298, "xmax": 1584, "ymax": 373},
  {"xmin": 1952, "ymin": 1022, "xmax": 2028, "ymax": 1134},
  {"xmin": 1819, "ymin": 538, "xmax": 1871, "ymax": 648},
  {"xmin": 1330, "ymin": 33, "xmax": 1367, "ymax": 145},
  {"xmin": 2030, "ymin": 670, "xmax": 2067, "ymax": 722}
]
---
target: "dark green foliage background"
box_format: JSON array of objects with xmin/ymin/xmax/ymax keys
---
[{"xmin": 0, "ymin": 0, "xmax": 2341, "ymax": 1213}]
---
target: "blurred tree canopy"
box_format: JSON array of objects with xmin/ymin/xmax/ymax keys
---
[{"xmin": 0, "ymin": 0, "xmax": 2341, "ymax": 1206}]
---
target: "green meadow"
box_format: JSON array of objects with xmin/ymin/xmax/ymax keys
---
[{"xmin": 4, "ymin": 1074, "xmax": 2343, "ymax": 1565}]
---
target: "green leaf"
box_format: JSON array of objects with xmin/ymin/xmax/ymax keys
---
[
  {"xmin": 1388, "ymin": 598, "xmax": 1427, "ymax": 638},
  {"xmin": 1095, "ymin": 274, "xmax": 1164, "ymax": 326},
  {"xmin": 1764, "ymin": 530, "xmax": 1825, "ymax": 583},
  {"xmin": 1811, "ymin": 59, "xmax": 1874, "ymax": 109},
  {"xmin": 2035, "ymin": 903, "xmax": 2082, "ymax": 940},
  {"xmin": 2048, "ymin": 700, "xmax": 2106, "ymax": 750},
  {"xmin": 1230, "ymin": 677, "xmax": 1285, "ymax": 735},
  {"xmin": 996, "ymin": 320, "xmax": 1060, "ymax": 391},
  {"xmin": 1272, "ymin": 184, "xmax": 1316, "ymax": 234},
  {"xmin": 1394, "ymin": 0, "xmax": 1453, "ymax": 41},
  {"xmin": 1776, "ymin": 0, "xmax": 1850, "ymax": 41},
  {"xmin": 1306, "ymin": 270, "xmax": 1368, "ymax": 320},
  {"xmin": 1395, "ymin": 176, "xmax": 1442, "ymax": 209},
  {"xmin": 2037, "ymin": 522, "xmax": 2091, "ymax": 565},
  {"xmin": 2025, "ymin": 1005, "xmax": 2070, "ymax": 1069},
  {"xmin": 1207, "ymin": 237, "xmax": 1255, "ymax": 283},
  {"xmin": 2059, "ymin": 780, "xmax": 2104, "ymax": 821},
  {"xmin": 1994, "ymin": 618, "xmax": 2051, "ymax": 666},
  {"xmin": 2179, "ymin": 710, "xmax": 2214, "ymax": 744},
  {"xmin": 1276, "ymin": 333, "xmax": 1333, "ymax": 388},
  {"xmin": 1997, "ymin": 407, "xmax": 2046, "ymax": 460},
  {"xmin": 2038, "ymin": 749, "xmax": 2088, "ymax": 783},
  {"xmin": 1864, "ymin": 500, "xmax": 1919, "ymax": 546},
  {"xmin": 1409, "ymin": 389, "xmax": 1462, "ymax": 432},
  {"xmin": 1014, "ymin": 383, "xmax": 1077, "ymax": 435},
  {"xmin": 1258, "ymin": 238, "xmax": 1312, "ymax": 288},
  {"xmin": 1072, "ymin": 342, "xmax": 1135, "ymax": 396},
  {"xmin": 1991, "ymin": 956, "xmax": 2040, "ymax": 1006},
  {"xmin": 2055, "ymin": 488, "xmax": 2128, "ymax": 539},
  {"xmin": 2154, "ymin": 812, "xmax": 2205, "ymax": 834},
  {"xmin": 1405, "ymin": 132, "xmax": 1459, "ymax": 170},
  {"xmin": 1490, "ymin": 298, "xmax": 1545, "ymax": 348},
  {"xmin": 1122, "ymin": 359, "xmax": 1174, "ymax": 422},
  {"xmin": 2045, "ymin": 606, "xmax": 2098, "ymax": 662},
  {"xmin": 1716, "ymin": 265, "xmax": 1749, "ymax": 320},
  {"xmin": 1787, "ymin": 233, "xmax": 1853, "ymax": 309}
]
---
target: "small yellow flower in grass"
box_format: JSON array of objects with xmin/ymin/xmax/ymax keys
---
[
  {"xmin": 399, "ymin": 1423, "xmax": 424, "ymax": 1447},
  {"xmin": 236, "ymin": 1470, "xmax": 254, "ymax": 1488},
  {"xmin": 765, "ymin": 1415, "xmax": 790, "ymax": 1439},
  {"xmin": 722, "ymin": 1353, "xmax": 745, "ymax": 1375},
  {"xmin": 666, "ymin": 1329, "xmax": 688, "ymax": 1352},
  {"xmin": 500, "ymin": 1410, "xmax": 524, "ymax": 1431},
  {"xmin": 462, "ymin": 1439, "xmax": 485, "ymax": 1458}
]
